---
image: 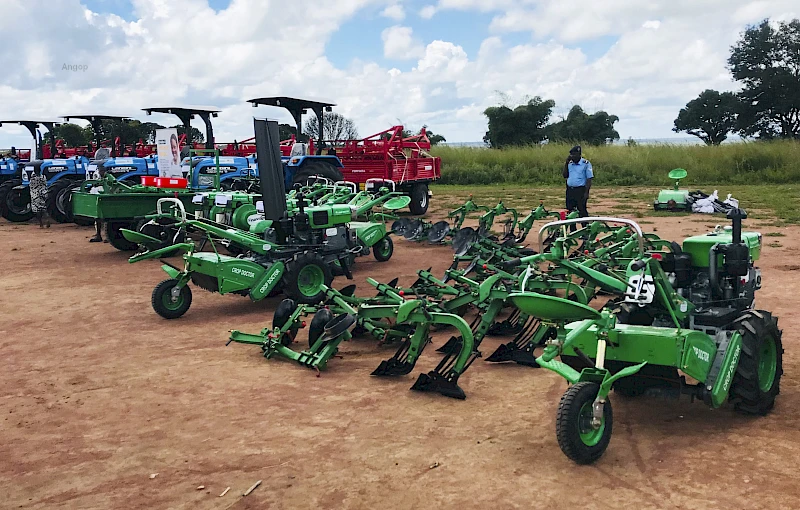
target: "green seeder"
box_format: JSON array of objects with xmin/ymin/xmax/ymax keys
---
[{"xmin": 499, "ymin": 211, "xmax": 782, "ymax": 464}]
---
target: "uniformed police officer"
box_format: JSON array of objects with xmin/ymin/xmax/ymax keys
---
[{"xmin": 562, "ymin": 145, "xmax": 593, "ymax": 218}]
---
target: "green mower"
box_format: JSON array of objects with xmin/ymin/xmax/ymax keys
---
[{"xmin": 654, "ymin": 168, "xmax": 691, "ymax": 211}]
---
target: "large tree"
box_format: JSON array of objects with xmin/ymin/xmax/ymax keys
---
[
  {"xmin": 483, "ymin": 96, "xmax": 555, "ymax": 148},
  {"xmin": 303, "ymin": 112, "xmax": 359, "ymax": 141},
  {"xmin": 673, "ymin": 89, "xmax": 741, "ymax": 145},
  {"xmin": 546, "ymin": 105, "xmax": 620, "ymax": 145},
  {"xmin": 53, "ymin": 123, "xmax": 90, "ymax": 147},
  {"xmin": 728, "ymin": 18, "xmax": 800, "ymax": 139}
]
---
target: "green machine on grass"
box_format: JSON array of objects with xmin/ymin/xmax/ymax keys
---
[
  {"xmin": 654, "ymin": 168, "xmax": 691, "ymax": 211},
  {"xmin": 501, "ymin": 211, "xmax": 782, "ymax": 464}
]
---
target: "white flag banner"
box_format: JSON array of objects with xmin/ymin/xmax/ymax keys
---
[{"xmin": 156, "ymin": 128, "xmax": 182, "ymax": 177}]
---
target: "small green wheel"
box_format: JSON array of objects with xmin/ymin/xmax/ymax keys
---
[
  {"xmin": 729, "ymin": 310, "xmax": 783, "ymax": 415},
  {"xmin": 373, "ymin": 235, "xmax": 393, "ymax": 262},
  {"xmin": 284, "ymin": 253, "xmax": 333, "ymax": 304},
  {"xmin": 556, "ymin": 382, "xmax": 613, "ymax": 464},
  {"xmin": 151, "ymin": 279, "xmax": 192, "ymax": 319}
]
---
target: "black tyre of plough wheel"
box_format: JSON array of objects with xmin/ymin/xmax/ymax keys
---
[
  {"xmin": 151, "ymin": 278, "xmax": 193, "ymax": 319},
  {"xmin": 273, "ymin": 298, "xmax": 299, "ymax": 346},
  {"xmin": 373, "ymin": 235, "xmax": 393, "ymax": 262},
  {"xmin": 1, "ymin": 179, "xmax": 34, "ymax": 222},
  {"xmin": 292, "ymin": 161, "xmax": 343, "ymax": 187},
  {"xmin": 283, "ymin": 252, "xmax": 333, "ymax": 305},
  {"xmin": 105, "ymin": 220, "xmax": 139, "ymax": 251},
  {"xmin": 45, "ymin": 179, "xmax": 75, "ymax": 223},
  {"xmin": 409, "ymin": 182, "xmax": 429, "ymax": 215},
  {"xmin": 728, "ymin": 310, "xmax": 783, "ymax": 415},
  {"xmin": 308, "ymin": 307, "xmax": 334, "ymax": 348},
  {"xmin": 556, "ymin": 381, "xmax": 613, "ymax": 465}
]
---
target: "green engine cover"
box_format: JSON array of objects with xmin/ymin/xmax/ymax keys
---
[
  {"xmin": 682, "ymin": 228, "xmax": 761, "ymax": 268},
  {"xmin": 306, "ymin": 204, "xmax": 354, "ymax": 228}
]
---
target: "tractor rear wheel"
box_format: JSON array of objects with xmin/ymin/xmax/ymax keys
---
[
  {"xmin": 373, "ymin": 235, "xmax": 393, "ymax": 262},
  {"xmin": 151, "ymin": 279, "xmax": 193, "ymax": 319},
  {"xmin": 46, "ymin": 179, "xmax": 74, "ymax": 223},
  {"xmin": 105, "ymin": 221, "xmax": 138, "ymax": 251},
  {"xmin": 2, "ymin": 180, "xmax": 34, "ymax": 222},
  {"xmin": 409, "ymin": 182, "xmax": 429, "ymax": 215},
  {"xmin": 283, "ymin": 252, "xmax": 333, "ymax": 304},
  {"xmin": 729, "ymin": 310, "xmax": 783, "ymax": 415},
  {"xmin": 556, "ymin": 382, "xmax": 613, "ymax": 464},
  {"xmin": 292, "ymin": 161, "xmax": 343, "ymax": 187}
]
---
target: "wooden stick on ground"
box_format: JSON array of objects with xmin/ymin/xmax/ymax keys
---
[{"xmin": 243, "ymin": 480, "xmax": 262, "ymax": 497}]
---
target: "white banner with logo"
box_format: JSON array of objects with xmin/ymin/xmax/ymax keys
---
[{"xmin": 155, "ymin": 128, "xmax": 182, "ymax": 177}]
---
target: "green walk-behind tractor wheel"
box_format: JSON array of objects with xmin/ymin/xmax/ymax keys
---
[
  {"xmin": 308, "ymin": 307, "xmax": 334, "ymax": 348},
  {"xmin": 151, "ymin": 279, "xmax": 193, "ymax": 319},
  {"xmin": 729, "ymin": 310, "xmax": 783, "ymax": 415},
  {"xmin": 284, "ymin": 253, "xmax": 333, "ymax": 305},
  {"xmin": 373, "ymin": 235, "xmax": 394, "ymax": 262},
  {"xmin": 272, "ymin": 298, "xmax": 299, "ymax": 346},
  {"xmin": 556, "ymin": 382, "xmax": 613, "ymax": 464}
]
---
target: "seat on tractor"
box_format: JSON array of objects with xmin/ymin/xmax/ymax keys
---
[{"xmin": 290, "ymin": 142, "xmax": 308, "ymax": 156}]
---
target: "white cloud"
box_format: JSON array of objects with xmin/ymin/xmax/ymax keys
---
[
  {"xmin": 381, "ymin": 26, "xmax": 426, "ymax": 59},
  {"xmin": 381, "ymin": 4, "xmax": 405, "ymax": 21},
  {"xmin": 0, "ymin": 0, "xmax": 797, "ymax": 147},
  {"xmin": 419, "ymin": 5, "xmax": 437, "ymax": 18}
]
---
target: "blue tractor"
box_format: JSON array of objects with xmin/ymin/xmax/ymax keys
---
[
  {"xmin": 182, "ymin": 154, "xmax": 258, "ymax": 190},
  {"xmin": 0, "ymin": 119, "xmax": 74, "ymax": 222},
  {"xmin": 247, "ymin": 96, "xmax": 345, "ymax": 189}
]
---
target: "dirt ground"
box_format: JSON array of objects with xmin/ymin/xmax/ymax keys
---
[{"xmin": 1, "ymin": 200, "xmax": 798, "ymax": 510}]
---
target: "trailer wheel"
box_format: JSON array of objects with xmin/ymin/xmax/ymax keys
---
[
  {"xmin": 105, "ymin": 220, "xmax": 138, "ymax": 251},
  {"xmin": 284, "ymin": 252, "xmax": 333, "ymax": 304},
  {"xmin": 46, "ymin": 179, "xmax": 74, "ymax": 223},
  {"xmin": 373, "ymin": 235, "xmax": 393, "ymax": 262},
  {"xmin": 2, "ymin": 180, "xmax": 34, "ymax": 222},
  {"xmin": 409, "ymin": 182, "xmax": 429, "ymax": 215},
  {"xmin": 556, "ymin": 382, "xmax": 613, "ymax": 464},
  {"xmin": 151, "ymin": 279, "xmax": 193, "ymax": 319},
  {"xmin": 729, "ymin": 310, "xmax": 783, "ymax": 415},
  {"xmin": 292, "ymin": 161, "xmax": 343, "ymax": 187},
  {"xmin": 308, "ymin": 307, "xmax": 334, "ymax": 348}
]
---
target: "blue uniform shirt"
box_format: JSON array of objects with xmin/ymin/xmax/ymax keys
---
[{"xmin": 566, "ymin": 158, "xmax": 593, "ymax": 187}]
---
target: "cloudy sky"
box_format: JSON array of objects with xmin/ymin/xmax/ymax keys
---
[{"xmin": 0, "ymin": 0, "xmax": 797, "ymax": 149}]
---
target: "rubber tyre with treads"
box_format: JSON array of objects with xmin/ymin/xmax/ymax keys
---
[
  {"xmin": 556, "ymin": 382, "xmax": 613, "ymax": 464},
  {"xmin": 729, "ymin": 310, "xmax": 783, "ymax": 415}
]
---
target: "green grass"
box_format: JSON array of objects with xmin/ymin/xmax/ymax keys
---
[
  {"xmin": 430, "ymin": 183, "xmax": 800, "ymax": 224},
  {"xmin": 432, "ymin": 140, "xmax": 800, "ymax": 187}
]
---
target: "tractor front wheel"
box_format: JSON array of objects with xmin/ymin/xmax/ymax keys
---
[
  {"xmin": 2, "ymin": 180, "xmax": 34, "ymax": 222},
  {"xmin": 373, "ymin": 235, "xmax": 393, "ymax": 262},
  {"xmin": 46, "ymin": 179, "xmax": 75, "ymax": 223},
  {"xmin": 284, "ymin": 253, "xmax": 333, "ymax": 304},
  {"xmin": 151, "ymin": 279, "xmax": 193, "ymax": 319},
  {"xmin": 556, "ymin": 382, "xmax": 613, "ymax": 464},
  {"xmin": 729, "ymin": 310, "xmax": 783, "ymax": 415},
  {"xmin": 409, "ymin": 182, "xmax": 429, "ymax": 215}
]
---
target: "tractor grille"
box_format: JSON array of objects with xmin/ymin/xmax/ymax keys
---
[{"xmin": 312, "ymin": 210, "xmax": 329, "ymax": 226}]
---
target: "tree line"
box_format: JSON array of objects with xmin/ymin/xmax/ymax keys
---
[
  {"xmin": 482, "ymin": 98, "xmax": 621, "ymax": 148},
  {"xmin": 674, "ymin": 18, "xmax": 800, "ymax": 145}
]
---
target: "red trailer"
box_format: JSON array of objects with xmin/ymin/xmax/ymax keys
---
[{"xmin": 248, "ymin": 96, "xmax": 441, "ymax": 214}]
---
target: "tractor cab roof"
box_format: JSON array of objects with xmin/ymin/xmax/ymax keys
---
[
  {"xmin": 0, "ymin": 120, "xmax": 62, "ymax": 127},
  {"xmin": 247, "ymin": 96, "xmax": 336, "ymax": 112},
  {"xmin": 61, "ymin": 115, "xmax": 133, "ymax": 122},
  {"xmin": 142, "ymin": 106, "xmax": 221, "ymax": 117}
]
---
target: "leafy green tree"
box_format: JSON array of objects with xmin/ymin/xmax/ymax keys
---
[
  {"xmin": 53, "ymin": 123, "xmax": 90, "ymax": 147},
  {"xmin": 728, "ymin": 18, "xmax": 800, "ymax": 139},
  {"xmin": 673, "ymin": 89, "xmax": 741, "ymax": 145},
  {"xmin": 303, "ymin": 112, "xmax": 358, "ymax": 140},
  {"xmin": 483, "ymin": 96, "xmax": 555, "ymax": 148},
  {"xmin": 545, "ymin": 105, "xmax": 620, "ymax": 145}
]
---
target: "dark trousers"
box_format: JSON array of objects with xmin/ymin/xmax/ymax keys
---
[
  {"xmin": 566, "ymin": 185, "xmax": 589, "ymax": 217},
  {"xmin": 566, "ymin": 185, "xmax": 589, "ymax": 232}
]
